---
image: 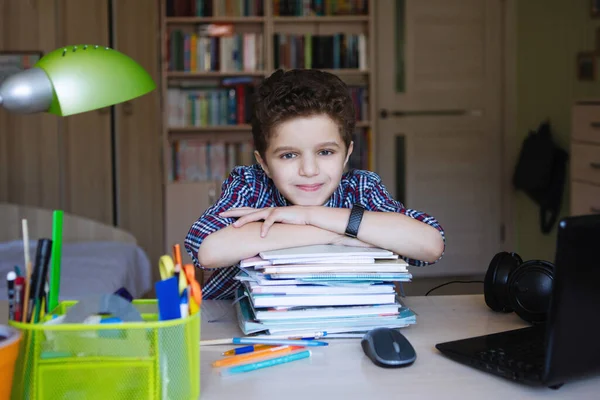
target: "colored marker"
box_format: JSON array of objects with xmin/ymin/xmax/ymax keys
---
[
  {"xmin": 7, "ymin": 271, "xmax": 16, "ymax": 321},
  {"xmin": 220, "ymin": 349, "xmax": 311, "ymax": 376},
  {"xmin": 213, "ymin": 345, "xmax": 303, "ymax": 368},
  {"xmin": 232, "ymin": 338, "xmax": 327, "ymax": 347},
  {"xmin": 14, "ymin": 276, "xmax": 24, "ymax": 322}
]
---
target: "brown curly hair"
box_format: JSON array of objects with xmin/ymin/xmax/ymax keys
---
[{"xmin": 251, "ymin": 69, "xmax": 355, "ymax": 161}]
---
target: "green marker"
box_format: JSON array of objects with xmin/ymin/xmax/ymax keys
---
[{"xmin": 48, "ymin": 210, "xmax": 63, "ymax": 312}]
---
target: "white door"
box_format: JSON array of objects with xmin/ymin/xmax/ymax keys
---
[{"xmin": 375, "ymin": 0, "xmax": 504, "ymax": 277}]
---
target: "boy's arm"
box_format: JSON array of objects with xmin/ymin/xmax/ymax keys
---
[
  {"xmin": 306, "ymin": 206, "xmax": 444, "ymax": 264},
  {"xmin": 309, "ymin": 172, "xmax": 445, "ymax": 264},
  {"xmin": 198, "ymin": 223, "xmax": 340, "ymax": 269}
]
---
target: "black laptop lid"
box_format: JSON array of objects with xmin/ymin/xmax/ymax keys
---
[{"xmin": 544, "ymin": 214, "xmax": 600, "ymax": 386}]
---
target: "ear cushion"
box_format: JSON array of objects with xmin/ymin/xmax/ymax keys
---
[
  {"xmin": 484, "ymin": 252, "xmax": 522, "ymax": 312},
  {"xmin": 508, "ymin": 260, "xmax": 554, "ymax": 324}
]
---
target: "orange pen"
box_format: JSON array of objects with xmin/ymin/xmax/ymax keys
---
[
  {"xmin": 212, "ymin": 345, "xmax": 304, "ymax": 368},
  {"xmin": 172, "ymin": 244, "xmax": 183, "ymax": 268}
]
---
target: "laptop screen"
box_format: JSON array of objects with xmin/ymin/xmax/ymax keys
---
[{"xmin": 544, "ymin": 214, "xmax": 600, "ymax": 385}]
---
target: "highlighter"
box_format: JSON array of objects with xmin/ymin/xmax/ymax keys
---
[{"xmin": 219, "ymin": 349, "xmax": 311, "ymax": 376}]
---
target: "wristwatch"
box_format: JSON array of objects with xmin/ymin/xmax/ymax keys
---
[{"xmin": 345, "ymin": 204, "xmax": 365, "ymax": 238}]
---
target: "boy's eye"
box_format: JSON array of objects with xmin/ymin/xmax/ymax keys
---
[
  {"xmin": 280, "ymin": 153, "xmax": 297, "ymax": 159},
  {"xmin": 318, "ymin": 149, "xmax": 334, "ymax": 156}
]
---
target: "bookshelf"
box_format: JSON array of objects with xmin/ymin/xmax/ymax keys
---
[{"xmin": 160, "ymin": 0, "xmax": 377, "ymax": 270}]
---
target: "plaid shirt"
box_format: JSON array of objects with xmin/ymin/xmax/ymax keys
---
[{"xmin": 185, "ymin": 164, "xmax": 445, "ymax": 300}]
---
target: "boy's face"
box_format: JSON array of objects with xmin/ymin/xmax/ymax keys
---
[{"xmin": 255, "ymin": 114, "xmax": 353, "ymax": 206}]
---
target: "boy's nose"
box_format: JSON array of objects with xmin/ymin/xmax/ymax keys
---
[{"xmin": 299, "ymin": 157, "xmax": 319, "ymax": 177}]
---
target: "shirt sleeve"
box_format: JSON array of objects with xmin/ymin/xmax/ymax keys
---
[
  {"xmin": 357, "ymin": 171, "xmax": 446, "ymax": 266},
  {"xmin": 184, "ymin": 167, "xmax": 253, "ymax": 269}
]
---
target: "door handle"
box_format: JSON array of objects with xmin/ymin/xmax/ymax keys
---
[{"xmin": 379, "ymin": 108, "xmax": 482, "ymax": 119}]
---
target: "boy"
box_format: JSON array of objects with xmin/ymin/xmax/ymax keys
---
[{"xmin": 185, "ymin": 69, "xmax": 445, "ymax": 300}]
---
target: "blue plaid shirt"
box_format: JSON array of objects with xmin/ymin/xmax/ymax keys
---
[{"xmin": 185, "ymin": 164, "xmax": 445, "ymax": 300}]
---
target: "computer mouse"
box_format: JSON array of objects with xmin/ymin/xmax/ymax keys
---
[{"xmin": 361, "ymin": 327, "xmax": 416, "ymax": 368}]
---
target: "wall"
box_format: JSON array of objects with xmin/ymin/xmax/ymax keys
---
[{"xmin": 515, "ymin": 0, "xmax": 600, "ymax": 261}]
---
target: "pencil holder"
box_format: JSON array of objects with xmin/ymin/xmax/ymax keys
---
[{"xmin": 8, "ymin": 299, "xmax": 200, "ymax": 400}]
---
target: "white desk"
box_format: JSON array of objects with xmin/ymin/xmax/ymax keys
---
[
  {"xmin": 2, "ymin": 295, "xmax": 599, "ymax": 399},
  {"xmin": 198, "ymin": 295, "xmax": 600, "ymax": 399}
]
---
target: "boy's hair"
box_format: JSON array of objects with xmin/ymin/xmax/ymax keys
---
[{"xmin": 251, "ymin": 69, "xmax": 355, "ymax": 160}]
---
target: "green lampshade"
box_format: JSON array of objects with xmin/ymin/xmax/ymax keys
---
[{"xmin": 35, "ymin": 45, "xmax": 156, "ymax": 116}]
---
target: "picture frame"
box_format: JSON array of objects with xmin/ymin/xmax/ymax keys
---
[
  {"xmin": 593, "ymin": 0, "xmax": 600, "ymax": 17},
  {"xmin": 576, "ymin": 52, "xmax": 596, "ymax": 81},
  {"xmin": 0, "ymin": 51, "xmax": 43, "ymax": 85}
]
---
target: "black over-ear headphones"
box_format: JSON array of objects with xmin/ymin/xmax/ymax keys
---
[{"xmin": 484, "ymin": 252, "xmax": 555, "ymax": 325}]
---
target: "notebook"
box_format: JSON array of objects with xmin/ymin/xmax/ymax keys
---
[{"xmin": 259, "ymin": 245, "xmax": 395, "ymax": 260}]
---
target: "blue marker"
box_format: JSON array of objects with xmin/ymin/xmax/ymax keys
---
[{"xmin": 232, "ymin": 338, "xmax": 327, "ymax": 347}]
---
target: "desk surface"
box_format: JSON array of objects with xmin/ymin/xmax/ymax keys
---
[{"xmin": 2, "ymin": 295, "xmax": 599, "ymax": 399}]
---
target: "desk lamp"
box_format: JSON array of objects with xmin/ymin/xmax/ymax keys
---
[
  {"xmin": 0, "ymin": 44, "xmax": 155, "ymax": 116},
  {"xmin": 0, "ymin": 44, "xmax": 155, "ymax": 313}
]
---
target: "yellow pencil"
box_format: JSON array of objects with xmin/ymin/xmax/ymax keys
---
[{"xmin": 212, "ymin": 345, "xmax": 303, "ymax": 368}]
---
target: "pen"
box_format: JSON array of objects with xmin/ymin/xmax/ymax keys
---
[
  {"xmin": 222, "ymin": 344, "xmax": 273, "ymax": 356},
  {"xmin": 213, "ymin": 345, "xmax": 303, "ymax": 368},
  {"xmin": 7, "ymin": 271, "xmax": 16, "ymax": 321},
  {"xmin": 232, "ymin": 338, "xmax": 328, "ymax": 347},
  {"xmin": 220, "ymin": 349, "xmax": 311, "ymax": 376},
  {"xmin": 27, "ymin": 238, "xmax": 52, "ymax": 323}
]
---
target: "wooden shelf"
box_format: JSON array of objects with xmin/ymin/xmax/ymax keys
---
[
  {"xmin": 167, "ymin": 71, "xmax": 267, "ymax": 78},
  {"xmin": 169, "ymin": 125, "xmax": 252, "ymax": 132},
  {"xmin": 166, "ymin": 16, "xmax": 265, "ymax": 24},
  {"xmin": 272, "ymin": 16, "xmax": 368, "ymax": 23},
  {"xmin": 169, "ymin": 123, "xmax": 369, "ymax": 132}
]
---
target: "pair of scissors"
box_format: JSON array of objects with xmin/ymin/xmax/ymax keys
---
[{"xmin": 183, "ymin": 264, "xmax": 202, "ymax": 309}]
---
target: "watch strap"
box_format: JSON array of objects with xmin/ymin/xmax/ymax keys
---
[{"xmin": 345, "ymin": 204, "xmax": 365, "ymax": 238}]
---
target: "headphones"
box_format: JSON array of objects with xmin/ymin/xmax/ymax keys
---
[{"xmin": 484, "ymin": 251, "xmax": 555, "ymax": 325}]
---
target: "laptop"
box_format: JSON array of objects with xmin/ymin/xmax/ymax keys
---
[{"xmin": 435, "ymin": 214, "xmax": 600, "ymax": 389}]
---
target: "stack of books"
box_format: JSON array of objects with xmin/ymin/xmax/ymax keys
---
[{"xmin": 233, "ymin": 244, "xmax": 417, "ymax": 337}]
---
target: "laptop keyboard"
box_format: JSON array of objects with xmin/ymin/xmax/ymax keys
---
[{"xmin": 473, "ymin": 337, "xmax": 546, "ymax": 381}]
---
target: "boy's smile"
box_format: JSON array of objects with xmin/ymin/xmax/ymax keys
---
[{"xmin": 255, "ymin": 114, "xmax": 354, "ymax": 206}]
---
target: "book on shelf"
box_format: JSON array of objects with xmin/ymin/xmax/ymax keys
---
[
  {"xmin": 168, "ymin": 28, "xmax": 264, "ymax": 73},
  {"xmin": 232, "ymin": 244, "xmax": 416, "ymax": 336},
  {"xmin": 166, "ymin": 0, "xmax": 214, "ymax": 17},
  {"xmin": 167, "ymin": 77, "xmax": 260, "ymax": 127},
  {"xmin": 273, "ymin": 33, "xmax": 367, "ymax": 70},
  {"xmin": 273, "ymin": 0, "xmax": 369, "ymax": 16},
  {"xmin": 166, "ymin": 0, "xmax": 265, "ymax": 17}
]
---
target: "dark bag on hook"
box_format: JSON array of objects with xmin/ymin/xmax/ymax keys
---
[{"xmin": 512, "ymin": 120, "xmax": 568, "ymax": 234}]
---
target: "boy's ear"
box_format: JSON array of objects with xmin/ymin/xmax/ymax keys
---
[
  {"xmin": 344, "ymin": 141, "xmax": 354, "ymax": 167},
  {"xmin": 254, "ymin": 150, "xmax": 271, "ymax": 177}
]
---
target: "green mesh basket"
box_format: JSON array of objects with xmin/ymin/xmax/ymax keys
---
[{"xmin": 8, "ymin": 300, "xmax": 200, "ymax": 400}]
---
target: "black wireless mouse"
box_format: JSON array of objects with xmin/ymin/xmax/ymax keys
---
[{"xmin": 361, "ymin": 327, "xmax": 417, "ymax": 368}]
